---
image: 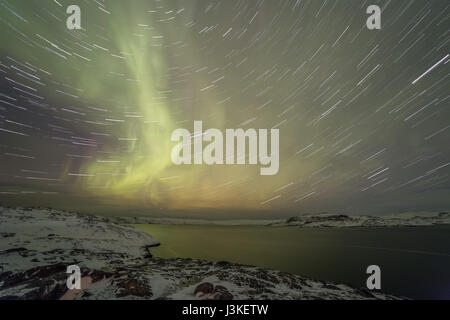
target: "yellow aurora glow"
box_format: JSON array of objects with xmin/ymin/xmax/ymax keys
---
[
  {"xmin": 2, "ymin": 1, "xmax": 448, "ymax": 215},
  {"xmin": 67, "ymin": 3, "xmax": 287, "ymax": 210}
]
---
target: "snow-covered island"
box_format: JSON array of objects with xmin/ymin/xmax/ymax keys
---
[
  {"xmin": 269, "ymin": 212, "xmax": 450, "ymax": 228},
  {"xmin": 0, "ymin": 206, "xmax": 403, "ymax": 300}
]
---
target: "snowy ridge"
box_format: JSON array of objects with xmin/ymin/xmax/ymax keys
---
[{"xmin": 0, "ymin": 206, "xmax": 402, "ymax": 300}]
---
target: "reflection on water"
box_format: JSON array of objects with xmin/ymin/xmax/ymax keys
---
[{"xmin": 134, "ymin": 224, "xmax": 450, "ymax": 300}]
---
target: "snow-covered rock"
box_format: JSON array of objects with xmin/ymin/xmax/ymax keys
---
[{"xmin": 0, "ymin": 206, "xmax": 159, "ymax": 273}]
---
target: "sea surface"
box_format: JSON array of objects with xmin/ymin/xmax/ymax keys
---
[{"xmin": 134, "ymin": 224, "xmax": 450, "ymax": 299}]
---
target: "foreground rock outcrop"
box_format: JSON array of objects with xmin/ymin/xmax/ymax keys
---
[{"xmin": 0, "ymin": 206, "xmax": 402, "ymax": 300}]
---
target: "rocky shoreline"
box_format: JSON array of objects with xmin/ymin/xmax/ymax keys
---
[{"xmin": 0, "ymin": 206, "xmax": 403, "ymax": 300}]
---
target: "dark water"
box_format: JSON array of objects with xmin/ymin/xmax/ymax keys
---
[{"xmin": 134, "ymin": 224, "xmax": 450, "ymax": 300}]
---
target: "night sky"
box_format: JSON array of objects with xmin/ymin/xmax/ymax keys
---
[{"xmin": 0, "ymin": 0, "xmax": 449, "ymax": 218}]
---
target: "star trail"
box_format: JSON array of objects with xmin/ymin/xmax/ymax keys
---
[{"xmin": 0, "ymin": 0, "xmax": 449, "ymax": 217}]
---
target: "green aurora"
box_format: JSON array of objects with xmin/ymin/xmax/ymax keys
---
[{"xmin": 0, "ymin": 0, "xmax": 449, "ymax": 218}]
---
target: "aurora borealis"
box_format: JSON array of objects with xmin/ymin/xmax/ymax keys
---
[{"xmin": 0, "ymin": 0, "xmax": 449, "ymax": 218}]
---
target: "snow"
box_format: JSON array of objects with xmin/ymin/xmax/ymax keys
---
[
  {"xmin": 0, "ymin": 206, "xmax": 404, "ymax": 300},
  {"xmin": 0, "ymin": 206, "xmax": 159, "ymax": 273}
]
